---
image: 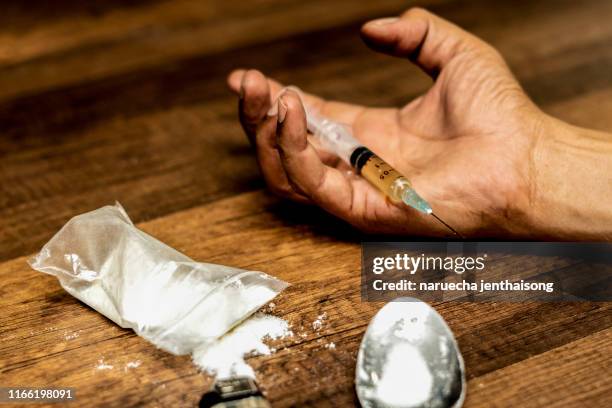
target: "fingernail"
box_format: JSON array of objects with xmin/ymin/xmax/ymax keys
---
[
  {"xmin": 277, "ymin": 98, "xmax": 288, "ymax": 124},
  {"xmin": 366, "ymin": 17, "xmax": 399, "ymax": 28},
  {"xmin": 267, "ymin": 102, "xmax": 278, "ymax": 117}
]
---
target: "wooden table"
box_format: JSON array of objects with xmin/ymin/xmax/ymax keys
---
[{"xmin": 1, "ymin": 0, "xmax": 611, "ymax": 406}]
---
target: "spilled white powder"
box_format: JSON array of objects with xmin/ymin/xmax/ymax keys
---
[
  {"xmin": 95, "ymin": 358, "xmax": 114, "ymax": 370},
  {"xmin": 193, "ymin": 313, "xmax": 291, "ymax": 378},
  {"xmin": 95, "ymin": 359, "xmax": 143, "ymax": 372},
  {"xmin": 312, "ymin": 312, "xmax": 327, "ymax": 331},
  {"xmin": 64, "ymin": 331, "xmax": 80, "ymax": 340},
  {"xmin": 124, "ymin": 360, "xmax": 142, "ymax": 372}
]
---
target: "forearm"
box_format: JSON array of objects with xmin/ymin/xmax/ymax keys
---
[{"xmin": 529, "ymin": 117, "xmax": 612, "ymax": 240}]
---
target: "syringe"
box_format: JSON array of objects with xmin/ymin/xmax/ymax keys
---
[{"xmin": 281, "ymin": 87, "xmax": 460, "ymax": 237}]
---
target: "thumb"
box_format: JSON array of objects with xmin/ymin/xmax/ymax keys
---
[{"xmin": 361, "ymin": 8, "xmax": 494, "ymax": 78}]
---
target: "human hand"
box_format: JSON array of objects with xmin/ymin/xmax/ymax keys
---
[{"xmin": 227, "ymin": 8, "xmax": 611, "ymax": 239}]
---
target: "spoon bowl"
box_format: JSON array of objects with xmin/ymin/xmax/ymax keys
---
[{"xmin": 355, "ymin": 298, "xmax": 465, "ymax": 408}]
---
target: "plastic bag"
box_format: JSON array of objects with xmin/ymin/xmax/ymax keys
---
[{"xmin": 28, "ymin": 203, "xmax": 288, "ymax": 356}]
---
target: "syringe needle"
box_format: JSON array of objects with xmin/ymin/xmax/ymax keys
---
[{"xmin": 431, "ymin": 213, "xmax": 463, "ymax": 238}]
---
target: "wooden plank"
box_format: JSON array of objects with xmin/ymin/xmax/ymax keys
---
[
  {"xmin": 1, "ymin": 1, "xmax": 611, "ymax": 404},
  {"xmin": 0, "ymin": 0, "xmax": 609, "ymax": 104},
  {"xmin": 2, "ymin": 0, "xmax": 612, "ymax": 262},
  {"xmin": 1, "ymin": 192, "xmax": 610, "ymax": 406},
  {"xmin": 0, "ymin": 0, "xmax": 422, "ymax": 101},
  {"xmin": 465, "ymin": 328, "xmax": 612, "ymax": 407}
]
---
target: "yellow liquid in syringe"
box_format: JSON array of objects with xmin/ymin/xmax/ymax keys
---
[{"xmin": 356, "ymin": 151, "xmax": 432, "ymax": 214}]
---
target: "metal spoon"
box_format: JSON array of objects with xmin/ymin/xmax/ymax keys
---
[{"xmin": 356, "ymin": 298, "xmax": 466, "ymax": 408}]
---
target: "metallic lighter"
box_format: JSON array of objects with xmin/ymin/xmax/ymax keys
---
[{"xmin": 199, "ymin": 377, "xmax": 270, "ymax": 408}]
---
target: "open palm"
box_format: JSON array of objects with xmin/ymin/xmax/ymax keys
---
[{"xmin": 228, "ymin": 9, "xmax": 543, "ymax": 238}]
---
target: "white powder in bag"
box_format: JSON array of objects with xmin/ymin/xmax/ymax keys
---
[{"xmin": 28, "ymin": 203, "xmax": 289, "ymax": 375}]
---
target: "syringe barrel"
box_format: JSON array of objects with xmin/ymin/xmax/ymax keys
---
[
  {"xmin": 287, "ymin": 86, "xmax": 433, "ymax": 213},
  {"xmin": 305, "ymin": 111, "xmax": 361, "ymax": 164},
  {"xmin": 350, "ymin": 147, "xmax": 405, "ymax": 202}
]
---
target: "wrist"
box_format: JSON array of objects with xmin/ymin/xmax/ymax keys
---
[{"xmin": 526, "ymin": 116, "xmax": 612, "ymax": 240}]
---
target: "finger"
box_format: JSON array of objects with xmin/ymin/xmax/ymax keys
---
[
  {"xmin": 361, "ymin": 8, "xmax": 493, "ymax": 78},
  {"xmin": 235, "ymin": 69, "xmax": 272, "ymax": 143},
  {"xmin": 230, "ymin": 70, "xmax": 311, "ymax": 201},
  {"xmin": 229, "ymin": 69, "xmax": 398, "ymax": 156},
  {"xmin": 254, "ymin": 113, "xmax": 312, "ymax": 203},
  {"xmin": 228, "ymin": 69, "xmax": 365, "ymax": 127},
  {"xmin": 229, "ymin": 69, "xmax": 379, "ymax": 161},
  {"xmin": 228, "ymin": 70, "xmax": 402, "ymax": 172},
  {"xmin": 275, "ymin": 90, "xmax": 357, "ymax": 218}
]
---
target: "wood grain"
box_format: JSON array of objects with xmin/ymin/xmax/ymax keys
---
[
  {"xmin": 1, "ymin": 0, "xmax": 612, "ymax": 262},
  {"xmin": 466, "ymin": 328, "xmax": 612, "ymax": 407},
  {"xmin": 1, "ymin": 192, "xmax": 611, "ymax": 406},
  {"xmin": 0, "ymin": 0, "xmax": 426, "ymax": 102},
  {"xmin": 0, "ymin": 0, "xmax": 611, "ymax": 406}
]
